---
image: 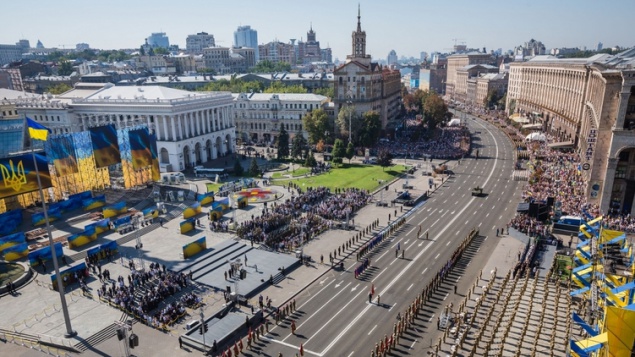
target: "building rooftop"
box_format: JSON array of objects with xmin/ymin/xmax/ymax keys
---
[
  {"xmin": 0, "ymin": 88, "xmax": 41, "ymax": 101},
  {"xmin": 66, "ymin": 85, "xmax": 231, "ymax": 106},
  {"xmin": 232, "ymin": 93, "xmax": 327, "ymax": 102}
]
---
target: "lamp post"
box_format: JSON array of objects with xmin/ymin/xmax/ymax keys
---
[{"xmin": 347, "ymin": 91, "xmax": 353, "ymax": 144}]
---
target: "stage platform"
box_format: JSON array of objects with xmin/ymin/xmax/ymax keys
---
[{"xmin": 172, "ymin": 240, "xmax": 301, "ymax": 299}]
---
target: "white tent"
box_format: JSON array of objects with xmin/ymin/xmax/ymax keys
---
[
  {"xmin": 525, "ymin": 132, "xmax": 546, "ymax": 142},
  {"xmin": 447, "ymin": 118, "xmax": 461, "ymax": 127}
]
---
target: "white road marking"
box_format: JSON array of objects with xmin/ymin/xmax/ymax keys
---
[
  {"xmin": 303, "ymin": 283, "xmax": 365, "ymax": 346},
  {"xmin": 430, "ymin": 218, "xmax": 440, "ymax": 227},
  {"xmin": 486, "ymin": 213, "xmax": 490, "ymax": 217},
  {"xmin": 264, "ymin": 338, "xmax": 321, "ymax": 356},
  {"xmin": 443, "ymin": 293, "xmax": 449, "ymax": 301},
  {"xmin": 284, "ymin": 282, "xmax": 352, "ymax": 340},
  {"xmin": 367, "ymin": 325, "xmax": 377, "ymax": 336},
  {"xmin": 389, "ymin": 303, "xmax": 396, "ymax": 311},
  {"xmin": 319, "ymin": 125, "xmax": 502, "ymax": 355},
  {"xmin": 347, "ymin": 352, "xmax": 355, "ymax": 357},
  {"xmin": 422, "ymin": 268, "xmax": 428, "ymax": 275},
  {"xmin": 435, "ymin": 253, "xmax": 440, "ymax": 260},
  {"xmin": 410, "ymin": 340, "xmax": 417, "ymax": 349},
  {"xmin": 429, "ymin": 314, "xmax": 435, "ymax": 322},
  {"xmin": 351, "ymin": 284, "xmax": 359, "ymax": 292},
  {"xmin": 446, "ymin": 240, "xmax": 452, "ymax": 246},
  {"xmin": 407, "ymin": 283, "xmax": 414, "ymax": 291},
  {"xmin": 478, "ymin": 222, "xmax": 482, "ymax": 227}
]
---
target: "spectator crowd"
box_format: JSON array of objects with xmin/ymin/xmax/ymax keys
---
[
  {"xmin": 97, "ymin": 262, "xmax": 199, "ymax": 328},
  {"xmin": 236, "ymin": 185, "xmax": 370, "ymax": 251}
]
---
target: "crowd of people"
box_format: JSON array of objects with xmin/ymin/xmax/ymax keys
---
[
  {"xmin": 96, "ymin": 262, "xmax": 197, "ymax": 328},
  {"xmin": 377, "ymin": 125, "xmax": 470, "ymax": 160},
  {"xmin": 235, "ymin": 185, "xmax": 370, "ymax": 251}
]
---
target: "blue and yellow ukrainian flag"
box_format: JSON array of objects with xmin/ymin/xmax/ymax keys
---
[{"xmin": 26, "ymin": 117, "xmax": 50, "ymax": 141}]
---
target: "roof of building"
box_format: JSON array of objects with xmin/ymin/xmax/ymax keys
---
[
  {"xmin": 232, "ymin": 93, "xmax": 327, "ymax": 101},
  {"xmin": 524, "ymin": 49, "xmax": 635, "ymax": 69},
  {"xmin": 462, "ymin": 64, "xmax": 497, "ymax": 70},
  {"xmin": 448, "ymin": 51, "xmax": 492, "ymax": 58},
  {"xmin": 83, "ymin": 85, "xmax": 217, "ymax": 101},
  {"xmin": 0, "ymin": 88, "xmax": 40, "ymax": 101},
  {"xmin": 478, "ymin": 72, "xmax": 507, "ymax": 81}
]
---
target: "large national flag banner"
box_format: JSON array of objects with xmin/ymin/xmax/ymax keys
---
[
  {"xmin": 26, "ymin": 117, "xmax": 50, "ymax": 141},
  {"xmin": 128, "ymin": 128, "xmax": 153, "ymax": 170},
  {"xmin": 90, "ymin": 125, "xmax": 121, "ymax": 168},
  {"xmin": 0, "ymin": 153, "xmax": 52, "ymax": 199},
  {"xmin": 149, "ymin": 133, "xmax": 160, "ymax": 181},
  {"xmin": 48, "ymin": 135, "xmax": 79, "ymax": 176}
]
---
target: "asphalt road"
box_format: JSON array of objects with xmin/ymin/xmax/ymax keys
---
[{"xmin": 255, "ymin": 114, "xmax": 523, "ymax": 357}]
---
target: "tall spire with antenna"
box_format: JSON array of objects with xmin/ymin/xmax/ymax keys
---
[{"xmin": 357, "ymin": 3, "xmax": 362, "ymax": 32}]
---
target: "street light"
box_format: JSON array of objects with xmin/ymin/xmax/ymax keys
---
[{"xmin": 347, "ymin": 91, "xmax": 353, "ymax": 144}]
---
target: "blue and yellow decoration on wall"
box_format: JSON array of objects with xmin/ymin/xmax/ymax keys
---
[
  {"xmin": 0, "ymin": 209, "xmax": 22, "ymax": 236},
  {"xmin": 103, "ymin": 201, "xmax": 127, "ymax": 218},
  {"xmin": 196, "ymin": 192, "xmax": 215, "ymax": 206},
  {"xmin": 67, "ymin": 226, "xmax": 97, "ymax": 249},
  {"xmin": 0, "ymin": 232, "xmax": 27, "ymax": 260},
  {"xmin": 180, "ymin": 218, "xmax": 196, "ymax": 234},
  {"xmin": 82, "ymin": 194, "xmax": 106, "ymax": 211},
  {"xmin": 0, "ymin": 153, "xmax": 52, "ymax": 199},
  {"xmin": 209, "ymin": 197, "xmax": 230, "ymax": 221},
  {"xmin": 90, "ymin": 124, "xmax": 121, "ymax": 168},
  {"xmin": 183, "ymin": 202, "xmax": 202, "ymax": 219},
  {"xmin": 182, "ymin": 236, "xmax": 207, "ymax": 259},
  {"xmin": 28, "ymin": 242, "xmax": 64, "ymax": 267}
]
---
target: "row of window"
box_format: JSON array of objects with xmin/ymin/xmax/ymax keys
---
[
  {"xmin": 34, "ymin": 114, "xmax": 62, "ymax": 122},
  {"xmin": 1, "ymin": 110, "xmax": 16, "ymax": 117},
  {"xmin": 248, "ymin": 122, "xmax": 302, "ymax": 131},
  {"xmin": 235, "ymin": 103, "xmax": 319, "ymax": 110}
]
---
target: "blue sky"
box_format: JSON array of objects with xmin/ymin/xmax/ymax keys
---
[{"xmin": 2, "ymin": 0, "xmax": 633, "ymax": 61}]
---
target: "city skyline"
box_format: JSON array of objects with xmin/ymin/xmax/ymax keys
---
[{"xmin": 2, "ymin": 0, "xmax": 633, "ymax": 61}]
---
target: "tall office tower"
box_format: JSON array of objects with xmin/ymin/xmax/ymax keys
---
[
  {"xmin": 186, "ymin": 32, "xmax": 215, "ymax": 54},
  {"xmin": 234, "ymin": 26, "xmax": 259, "ymax": 62},
  {"xmin": 387, "ymin": 50, "xmax": 398, "ymax": 66},
  {"xmin": 147, "ymin": 32, "xmax": 170, "ymax": 48}
]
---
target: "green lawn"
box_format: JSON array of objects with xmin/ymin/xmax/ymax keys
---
[
  {"xmin": 271, "ymin": 167, "xmax": 310, "ymax": 179},
  {"xmin": 205, "ymin": 182, "xmax": 223, "ymax": 193},
  {"xmin": 555, "ymin": 255, "xmax": 573, "ymax": 281},
  {"xmin": 276, "ymin": 164, "xmax": 407, "ymax": 191}
]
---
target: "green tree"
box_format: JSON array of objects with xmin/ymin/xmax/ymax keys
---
[
  {"xmin": 290, "ymin": 134, "xmax": 307, "ymax": 160},
  {"xmin": 139, "ymin": 46, "xmax": 146, "ymax": 56},
  {"xmin": 345, "ymin": 141, "xmax": 355, "ymax": 163},
  {"xmin": 304, "ymin": 151, "xmax": 317, "ymax": 167},
  {"xmin": 57, "ymin": 60, "xmax": 74, "ymax": 76},
  {"xmin": 336, "ymin": 105, "xmax": 361, "ymax": 143},
  {"xmin": 497, "ymin": 93, "xmax": 507, "ymax": 111},
  {"xmin": 264, "ymin": 82, "xmax": 307, "ymax": 93},
  {"xmin": 314, "ymin": 87, "xmax": 334, "ymax": 98},
  {"xmin": 154, "ymin": 47, "xmax": 169, "ymax": 55},
  {"xmin": 234, "ymin": 158, "xmax": 245, "ymax": 176},
  {"xmin": 248, "ymin": 158, "xmax": 260, "ymax": 177},
  {"xmin": 302, "ymin": 108, "xmax": 332, "ymax": 145},
  {"xmin": 377, "ymin": 148, "xmax": 393, "ymax": 171},
  {"xmin": 358, "ymin": 110, "xmax": 382, "ymax": 147},
  {"xmin": 48, "ymin": 83, "xmax": 72, "ymax": 95},
  {"xmin": 332, "ymin": 139, "xmax": 345, "ymax": 165},
  {"xmin": 423, "ymin": 93, "xmax": 450, "ymax": 131},
  {"xmin": 46, "ymin": 51, "xmax": 66, "ymax": 62},
  {"xmin": 508, "ymin": 99, "xmax": 516, "ymax": 116},
  {"xmin": 277, "ymin": 125, "xmax": 290, "ymax": 159}
]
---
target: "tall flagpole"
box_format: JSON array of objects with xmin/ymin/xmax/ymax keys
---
[{"xmin": 29, "ymin": 130, "xmax": 77, "ymax": 338}]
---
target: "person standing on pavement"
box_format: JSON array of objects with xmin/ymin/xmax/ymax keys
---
[{"xmin": 178, "ymin": 336, "xmax": 183, "ymax": 349}]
